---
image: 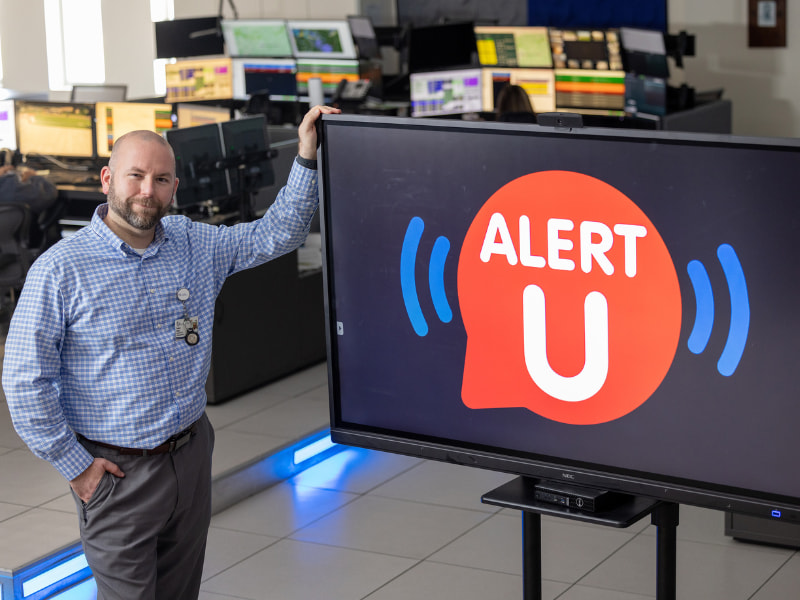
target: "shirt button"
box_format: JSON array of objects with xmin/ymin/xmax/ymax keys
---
[{"xmin": 150, "ymin": 289, "xmax": 156, "ymax": 294}]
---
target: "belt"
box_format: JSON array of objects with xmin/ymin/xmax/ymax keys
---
[{"xmin": 79, "ymin": 422, "xmax": 198, "ymax": 457}]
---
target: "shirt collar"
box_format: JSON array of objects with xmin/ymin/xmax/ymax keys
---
[{"xmin": 90, "ymin": 203, "xmax": 169, "ymax": 255}]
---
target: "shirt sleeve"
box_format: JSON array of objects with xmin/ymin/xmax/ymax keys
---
[
  {"xmin": 213, "ymin": 157, "xmax": 320, "ymax": 278},
  {"xmin": 1, "ymin": 257, "xmax": 95, "ymax": 481}
]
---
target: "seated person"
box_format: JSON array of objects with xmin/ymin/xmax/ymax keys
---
[
  {"xmin": 496, "ymin": 84, "xmax": 537, "ymax": 123},
  {"xmin": 0, "ymin": 164, "xmax": 59, "ymax": 250}
]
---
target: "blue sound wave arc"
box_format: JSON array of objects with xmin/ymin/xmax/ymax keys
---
[
  {"xmin": 687, "ymin": 260, "xmax": 714, "ymax": 354},
  {"xmin": 717, "ymin": 243, "xmax": 749, "ymax": 377},
  {"xmin": 430, "ymin": 236, "xmax": 452, "ymax": 324},
  {"xmin": 401, "ymin": 217, "xmax": 428, "ymax": 336}
]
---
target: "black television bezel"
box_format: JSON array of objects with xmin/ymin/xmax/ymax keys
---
[
  {"xmin": 165, "ymin": 122, "xmax": 230, "ymax": 209},
  {"xmin": 154, "ymin": 16, "xmax": 224, "ymax": 59},
  {"xmin": 318, "ymin": 113, "xmax": 800, "ymax": 525}
]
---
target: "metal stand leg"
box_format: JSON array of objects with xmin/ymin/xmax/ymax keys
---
[
  {"xmin": 522, "ymin": 511, "xmax": 542, "ymax": 600},
  {"xmin": 651, "ymin": 502, "xmax": 679, "ymax": 600}
]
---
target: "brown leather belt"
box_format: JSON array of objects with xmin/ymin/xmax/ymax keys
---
[{"xmin": 79, "ymin": 422, "xmax": 198, "ymax": 457}]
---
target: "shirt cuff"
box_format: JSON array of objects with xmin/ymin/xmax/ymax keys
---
[{"xmin": 295, "ymin": 155, "xmax": 318, "ymax": 170}]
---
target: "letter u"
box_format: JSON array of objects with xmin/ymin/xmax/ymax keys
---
[{"xmin": 523, "ymin": 285, "xmax": 609, "ymax": 402}]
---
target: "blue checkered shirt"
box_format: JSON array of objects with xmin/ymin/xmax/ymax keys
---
[{"xmin": 2, "ymin": 159, "xmax": 318, "ymax": 481}]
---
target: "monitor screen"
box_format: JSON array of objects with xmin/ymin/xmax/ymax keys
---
[
  {"xmin": 319, "ymin": 113, "xmax": 800, "ymax": 525},
  {"xmin": 474, "ymin": 26, "xmax": 552, "ymax": 68},
  {"xmin": 481, "ymin": 68, "xmax": 556, "ymax": 114},
  {"xmin": 554, "ymin": 68, "xmax": 626, "ymax": 113},
  {"xmin": 550, "ymin": 28, "xmax": 623, "ymax": 71},
  {"xmin": 165, "ymin": 123, "xmax": 229, "ymax": 208},
  {"xmin": 15, "ymin": 101, "xmax": 95, "ymax": 158},
  {"xmin": 624, "ymin": 73, "xmax": 667, "ymax": 116},
  {"xmin": 232, "ymin": 58, "xmax": 298, "ymax": 101},
  {"xmin": 0, "ymin": 100, "xmax": 17, "ymax": 151},
  {"xmin": 175, "ymin": 103, "xmax": 231, "ymax": 128},
  {"xmin": 410, "ymin": 69, "xmax": 483, "ymax": 117},
  {"xmin": 408, "ymin": 22, "xmax": 478, "ymax": 73},
  {"xmin": 620, "ymin": 27, "xmax": 669, "ymax": 79},
  {"xmin": 154, "ymin": 17, "xmax": 224, "ymax": 59},
  {"xmin": 165, "ymin": 58, "xmax": 233, "ymax": 104},
  {"xmin": 347, "ymin": 15, "xmax": 380, "ymax": 60},
  {"xmin": 295, "ymin": 59, "xmax": 360, "ymax": 99},
  {"xmin": 220, "ymin": 19, "xmax": 293, "ymax": 58},
  {"xmin": 95, "ymin": 102, "xmax": 173, "ymax": 158},
  {"xmin": 220, "ymin": 115, "xmax": 275, "ymax": 199},
  {"xmin": 287, "ymin": 20, "xmax": 358, "ymax": 60}
]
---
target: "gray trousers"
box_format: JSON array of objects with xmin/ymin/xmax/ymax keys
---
[{"xmin": 71, "ymin": 413, "xmax": 215, "ymax": 600}]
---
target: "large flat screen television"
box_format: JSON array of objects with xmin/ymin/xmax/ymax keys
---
[{"xmin": 319, "ymin": 113, "xmax": 800, "ymax": 525}]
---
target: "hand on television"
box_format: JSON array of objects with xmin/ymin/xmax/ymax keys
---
[{"xmin": 298, "ymin": 105, "xmax": 341, "ymax": 161}]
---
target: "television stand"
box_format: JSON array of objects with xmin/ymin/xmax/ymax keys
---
[{"xmin": 481, "ymin": 476, "xmax": 679, "ymax": 600}]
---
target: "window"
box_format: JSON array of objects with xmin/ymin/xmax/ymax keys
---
[
  {"xmin": 44, "ymin": 0, "xmax": 105, "ymax": 91},
  {"xmin": 151, "ymin": 0, "xmax": 175, "ymax": 96}
]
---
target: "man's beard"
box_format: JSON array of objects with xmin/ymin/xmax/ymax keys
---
[{"xmin": 107, "ymin": 177, "xmax": 169, "ymax": 230}]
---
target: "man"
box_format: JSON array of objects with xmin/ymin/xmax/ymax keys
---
[{"xmin": 1, "ymin": 104, "xmax": 340, "ymax": 599}]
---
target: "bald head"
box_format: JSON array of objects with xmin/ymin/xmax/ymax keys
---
[{"xmin": 109, "ymin": 130, "xmax": 175, "ymax": 175}]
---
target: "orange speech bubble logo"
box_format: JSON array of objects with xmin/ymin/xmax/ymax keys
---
[{"xmin": 457, "ymin": 171, "xmax": 681, "ymax": 424}]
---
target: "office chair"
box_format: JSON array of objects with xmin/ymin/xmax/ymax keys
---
[{"xmin": 0, "ymin": 203, "xmax": 34, "ymax": 321}]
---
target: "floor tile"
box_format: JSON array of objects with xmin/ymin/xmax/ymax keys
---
[
  {"xmin": 201, "ymin": 538, "xmax": 415, "ymax": 600},
  {"xmin": 224, "ymin": 396, "xmax": 329, "ymax": 438},
  {"xmin": 557, "ymin": 584, "xmax": 655, "ymax": 600},
  {"xmin": 0, "ymin": 501, "xmax": 28, "ymax": 523},
  {"xmin": 0, "ymin": 508, "xmax": 79, "ymax": 570},
  {"xmin": 206, "ymin": 387, "xmax": 294, "ymax": 429},
  {"xmin": 202, "ymin": 526, "xmax": 279, "ymax": 581},
  {"xmin": 210, "ymin": 481, "xmax": 357, "ymax": 538},
  {"xmin": 579, "ymin": 533, "xmax": 792, "ymax": 599},
  {"xmin": 0, "ymin": 449, "xmax": 68, "ymax": 506},
  {"xmin": 750, "ymin": 553, "xmax": 800, "ymax": 599},
  {"xmin": 290, "ymin": 494, "xmax": 492, "ymax": 560},
  {"xmin": 369, "ymin": 459, "xmax": 516, "ymax": 513},
  {"xmin": 210, "ymin": 428, "xmax": 293, "ymax": 478}
]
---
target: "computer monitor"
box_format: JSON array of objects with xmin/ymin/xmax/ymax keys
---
[
  {"xmin": 71, "ymin": 84, "xmax": 128, "ymax": 103},
  {"xmin": 347, "ymin": 15, "xmax": 380, "ymax": 60},
  {"xmin": 407, "ymin": 22, "xmax": 478, "ymax": 73},
  {"xmin": 232, "ymin": 58, "xmax": 298, "ymax": 102},
  {"xmin": 474, "ymin": 26, "xmax": 552, "ymax": 68},
  {"xmin": 620, "ymin": 27, "xmax": 669, "ymax": 79},
  {"xmin": 15, "ymin": 101, "xmax": 95, "ymax": 158},
  {"xmin": 0, "ymin": 100, "xmax": 17, "ymax": 151},
  {"xmin": 624, "ymin": 73, "xmax": 667, "ymax": 116},
  {"xmin": 165, "ymin": 123, "xmax": 229, "ymax": 209},
  {"xmin": 550, "ymin": 28, "xmax": 624, "ymax": 71},
  {"xmin": 295, "ymin": 59, "xmax": 360, "ymax": 99},
  {"xmin": 410, "ymin": 68, "xmax": 482, "ymax": 117},
  {"xmin": 220, "ymin": 115, "xmax": 275, "ymax": 220},
  {"xmin": 154, "ymin": 17, "xmax": 224, "ymax": 59},
  {"xmin": 165, "ymin": 58, "xmax": 233, "ymax": 104},
  {"xmin": 175, "ymin": 103, "xmax": 231, "ymax": 128},
  {"xmin": 554, "ymin": 68, "xmax": 627, "ymax": 113},
  {"xmin": 286, "ymin": 20, "xmax": 358, "ymax": 60},
  {"xmin": 95, "ymin": 102, "xmax": 173, "ymax": 158},
  {"xmin": 220, "ymin": 19, "xmax": 293, "ymax": 58},
  {"xmin": 481, "ymin": 68, "xmax": 556, "ymax": 114}
]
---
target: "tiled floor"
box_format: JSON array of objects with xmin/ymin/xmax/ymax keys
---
[{"xmin": 1, "ymin": 333, "xmax": 800, "ymax": 599}]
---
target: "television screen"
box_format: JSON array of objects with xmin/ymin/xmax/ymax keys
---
[
  {"xmin": 550, "ymin": 28, "xmax": 623, "ymax": 71},
  {"xmin": 154, "ymin": 17, "xmax": 224, "ymax": 59},
  {"xmin": 231, "ymin": 58, "xmax": 298, "ymax": 101},
  {"xmin": 295, "ymin": 59, "xmax": 360, "ymax": 99},
  {"xmin": 15, "ymin": 101, "xmax": 95, "ymax": 158},
  {"xmin": 175, "ymin": 103, "xmax": 230, "ymax": 128},
  {"xmin": 407, "ymin": 22, "xmax": 478, "ymax": 73},
  {"xmin": 165, "ymin": 123, "xmax": 229, "ymax": 208},
  {"xmin": 0, "ymin": 100, "xmax": 17, "ymax": 151},
  {"xmin": 287, "ymin": 20, "xmax": 358, "ymax": 60},
  {"xmin": 95, "ymin": 102, "xmax": 173, "ymax": 158},
  {"xmin": 624, "ymin": 73, "xmax": 667, "ymax": 116},
  {"xmin": 220, "ymin": 19, "xmax": 293, "ymax": 58},
  {"xmin": 481, "ymin": 68, "xmax": 556, "ymax": 114},
  {"xmin": 319, "ymin": 113, "xmax": 800, "ymax": 525},
  {"xmin": 165, "ymin": 57, "xmax": 233, "ymax": 104},
  {"xmin": 410, "ymin": 68, "xmax": 482, "ymax": 117},
  {"xmin": 474, "ymin": 26, "xmax": 552, "ymax": 68},
  {"xmin": 554, "ymin": 68, "xmax": 626, "ymax": 113}
]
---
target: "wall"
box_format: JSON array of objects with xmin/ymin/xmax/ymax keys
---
[{"xmin": 0, "ymin": 0, "xmax": 798, "ymax": 137}]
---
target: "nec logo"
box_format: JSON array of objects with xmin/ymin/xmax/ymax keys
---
[{"xmin": 457, "ymin": 171, "xmax": 682, "ymax": 425}]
